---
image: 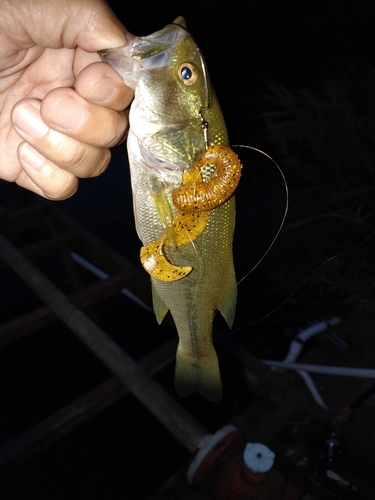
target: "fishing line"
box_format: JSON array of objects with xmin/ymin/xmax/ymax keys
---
[
  {"xmin": 231, "ymin": 228, "xmax": 375, "ymax": 333},
  {"xmin": 232, "ymin": 145, "xmax": 289, "ymax": 286},
  {"xmin": 182, "ymin": 234, "xmax": 206, "ymax": 283},
  {"xmin": 216, "ymin": 145, "xmax": 375, "ymax": 336},
  {"xmin": 212, "ymin": 145, "xmax": 287, "ymax": 326}
]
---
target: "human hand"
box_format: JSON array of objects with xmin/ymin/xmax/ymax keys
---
[{"xmin": 0, "ymin": 0, "xmax": 133, "ymax": 200}]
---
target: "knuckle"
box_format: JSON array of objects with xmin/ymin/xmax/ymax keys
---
[
  {"xmin": 61, "ymin": 141, "xmax": 86, "ymax": 169},
  {"xmin": 41, "ymin": 164, "xmax": 78, "ymax": 200},
  {"xmin": 101, "ymin": 111, "xmax": 125, "ymax": 147},
  {"xmin": 90, "ymin": 109, "xmax": 128, "ymax": 148},
  {"xmin": 40, "ymin": 122, "xmax": 115, "ymax": 180},
  {"xmin": 45, "ymin": 178, "xmax": 79, "ymax": 200},
  {"xmin": 44, "ymin": 130, "xmax": 85, "ymax": 169},
  {"xmin": 66, "ymin": 145, "xmax": 110, "ymax": 179},
  {"xmin": 91, "ymin": 148, "xmax": 111, "ymax": 177}
]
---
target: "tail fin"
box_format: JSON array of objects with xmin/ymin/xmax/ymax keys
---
[{"xmin": 175, "ymin": 345, "xmax": 223, "ymax": 402}]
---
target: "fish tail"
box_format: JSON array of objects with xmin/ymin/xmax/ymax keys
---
[{"xmin": 175, "ymin": 345, "xmax": 223, "ymax": 403}]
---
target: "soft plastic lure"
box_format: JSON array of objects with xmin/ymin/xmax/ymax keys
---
[
  {"xmin": 141, "ymin": 144, "xmax": 241, "ymax": 281},
  {"xmin": 172, "ymin": 144, "xmax": 242, "ymax": 214}
]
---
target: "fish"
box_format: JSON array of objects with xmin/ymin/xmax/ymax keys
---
[{"xmin": 101, "ymin": 17, "xmax": 241, "ymax": 402}]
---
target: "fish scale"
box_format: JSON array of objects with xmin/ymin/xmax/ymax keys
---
[{"xmin": 101, "ymin": 17, "xmax": 239, "ymax": 402}]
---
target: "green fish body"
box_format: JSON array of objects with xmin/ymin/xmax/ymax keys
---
[{"xmin": 102, "ymin": 18, "xmax": 238, "ymax": 402}]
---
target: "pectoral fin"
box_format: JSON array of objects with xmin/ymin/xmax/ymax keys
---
[
  {"xmin": 151, "ymin": 283, "xmax": 169, "ymax": 324},
  {"xmin": 218, "ymin": 272, "xmax": 237, "ymax": 328}
]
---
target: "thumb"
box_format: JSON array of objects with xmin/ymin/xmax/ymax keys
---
[
  {"xmin": 5, "ymin": 0, "xmax": 127, "ymax": 52},
  {"xmin": 70, "ymin": 1, "xmax": 128, "ymax": 51}
]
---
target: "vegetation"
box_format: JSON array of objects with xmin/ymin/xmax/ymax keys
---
[{"xmin": 260, "ymin": 65, "xmax": 375, "ymax": 320}]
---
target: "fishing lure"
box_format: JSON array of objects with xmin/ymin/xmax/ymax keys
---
[
  {"xmin": 141, "ymin": 144, "xmax": 241, "ymax": 282},
  {"xmin": 172, "ymin": 144, "xmax": 242, "ymax": 214}
]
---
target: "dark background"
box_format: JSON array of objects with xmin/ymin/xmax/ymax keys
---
[{"xmin": 3, "ymin": 2, "xmax": 375, "ymax": 499}]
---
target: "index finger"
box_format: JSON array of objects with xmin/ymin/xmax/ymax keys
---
[{"xmin": 74, "ymin": 61, "xmax": 133, "ymax": 111}]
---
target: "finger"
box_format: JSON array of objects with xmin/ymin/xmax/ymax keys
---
[
  {"xmin": 74, "ymin": 61, "xmax": 133, "ymax": 111},
  {"xmin": 12, "ymin": 99, "xmax": 112, "ymax": 179},
  {"xmin": 40, "ymin": 88, "xmax": 128, "ymax": 147},
  {"xmin": 16, "ymin": 143, "xmax": 79, "ymax": 200},
  {"xmin": 13, "ymin": 92, "xmax": 127, "ymax": 151},
  {"xmin": 4, "ymin": 0, "xmax": 127, "ymax": 52}
]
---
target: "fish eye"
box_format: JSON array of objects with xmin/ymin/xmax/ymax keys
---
[{"xmin": 178, "ymin": 63, "xmax": 198, "ymax": 86}]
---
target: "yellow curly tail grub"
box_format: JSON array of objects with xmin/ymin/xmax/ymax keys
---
[
  {"xmin": 172, "ymin": 144, "xmax": 242, "ymax": 213},
  {"xmin": 140, "ymin": 237, "xmax": 193, "ymax": 281},
  {"xmin": 172, "ymin": 209, "xmax": 210, "ymax": 246},
  {"xmin": 140, "ymin": 209, "xmax": 210, "ymax": 282},
  {"xmin": 141, "ymin": 144, "xmax": 241, "ymax": 282}
]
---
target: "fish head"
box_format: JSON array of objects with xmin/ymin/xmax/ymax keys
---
[{"xmin": 101, "ymin": 18, "xmax": 225, "ymax": 172}]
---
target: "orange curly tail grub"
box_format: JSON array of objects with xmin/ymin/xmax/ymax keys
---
[{"xmin": 172, "ymin": 144, "xmax": 242, "ymax": 213}]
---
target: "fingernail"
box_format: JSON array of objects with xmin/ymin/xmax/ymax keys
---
[
  {"xmin": 19, "ymin": 143, "xmax": 46, "ymax": 170},
  {"xmin": 87, "ymin": 75, "xmax": 117, "ymax": 103},
  {"xmin": 92, "ymin": 24, "xmax": 128, "ymax": 50},
  {"xmin": 49, "ymin": 94, "xmax": 85, "ymax": 131},
  {"xmin": 14, "ymin": 103, "xmax": 49, "ymax": 139}
]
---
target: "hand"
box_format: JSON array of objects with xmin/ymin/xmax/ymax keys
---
[{"xmin": 0, "ymin": 0, "xmax": 133, "ymax": 199}]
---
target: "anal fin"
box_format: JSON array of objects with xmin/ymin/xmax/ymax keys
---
[
  {"xmin": 218, "ymin": 271, "xmax": 237, "ymax": 328},
  {"xmin": 151, "ymin": 283, "xmax": 169, "ymax": 324}
]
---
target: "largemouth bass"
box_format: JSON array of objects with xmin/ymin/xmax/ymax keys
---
[{"xmin": 101, "ymin": 17, "xmax": 241, "ymax": 402}]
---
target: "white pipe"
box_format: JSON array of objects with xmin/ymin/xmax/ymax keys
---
[
  {"xmin": 284, "ymin": 317, "xmax": 341, "ymax": 363},
  {"xmin": 298, "ymin": 370, "xmax": 328, "ymax": 409},
  {"xmin": 282, "ymin": 317, "xmax": 341, "ymax": 409},
  {"xmin": 70, "ymin": 251, "xmax": 153, "ymax": 313},
  {"xmin": 262, "ymin": 360, "xmax": 375, "ymax": 378}
]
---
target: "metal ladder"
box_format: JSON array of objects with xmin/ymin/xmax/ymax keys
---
[{"xmin": 0, "ymin": 199, "xmax": 208, "ymax": 475}]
